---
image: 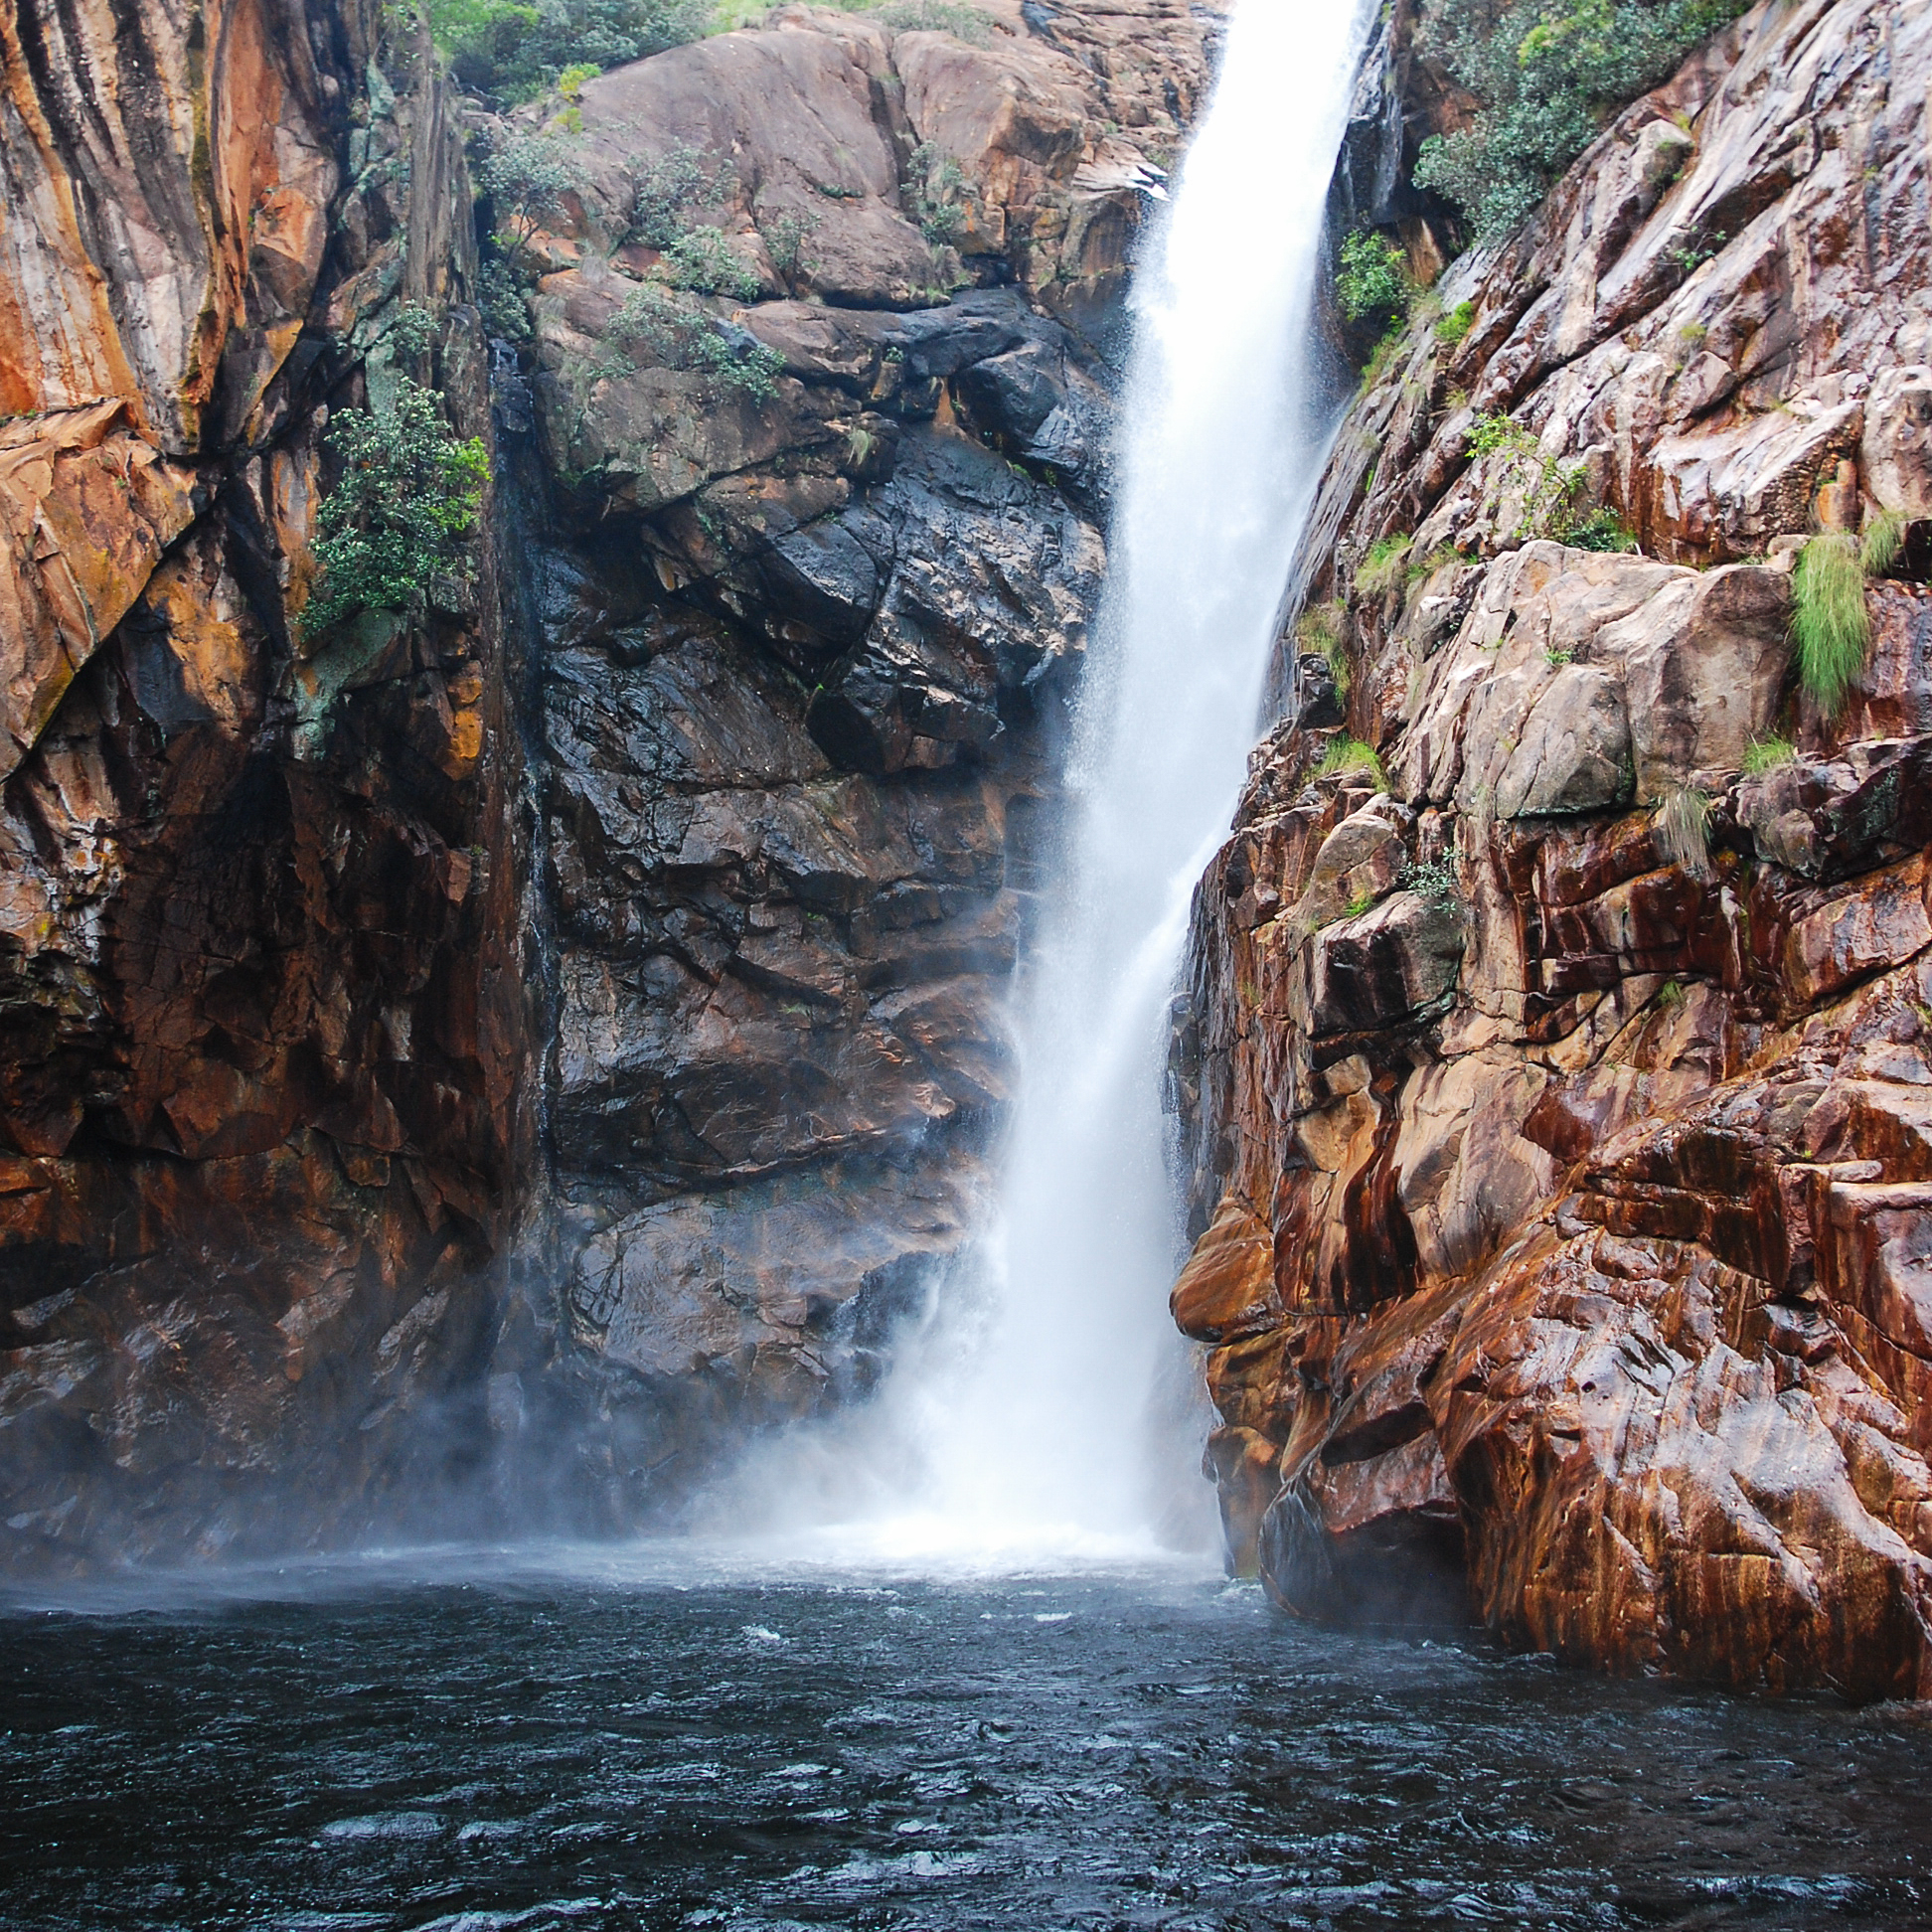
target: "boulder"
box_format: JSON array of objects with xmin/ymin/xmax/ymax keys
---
[
  {"xmin": 1306, "ymin": 890, "xmax": 1464, "ymax": 1041},
  {"xmin": 1861, "ymin": 367, "xmax": 1932, "ymax": 519},
  {"xmin": 1493, "ymin": 665, "xmax": 1632, "ymax": 818}
]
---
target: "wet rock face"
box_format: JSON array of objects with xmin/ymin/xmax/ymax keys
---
[
  {"xmin": 1176, "ymin": 0, "xmax": 1932, "ymax": 1696},
  {"xmin": 0, "ymin": 0, "xmax": 1215, "ymax": 1560},
  {"xmin": 484, "ymin": 2, "xmax": 1214, "ymax": 1520},
  {"xmin": 0, "ymin": 8, "xmax": 537, "ymax": 1566}
]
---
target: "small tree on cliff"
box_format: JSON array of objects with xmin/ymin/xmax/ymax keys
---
[{"xmin": 304, "ymin": 378, "xmax": 490, "ymax": 639}]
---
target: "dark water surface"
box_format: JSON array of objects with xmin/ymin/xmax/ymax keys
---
[{"xmin": 3, "ymin": 1551, "xmax": 1930, "ymax": 1931}]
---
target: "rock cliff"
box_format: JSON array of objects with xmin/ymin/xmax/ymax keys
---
[
  {"xmin": 0, "ymin": 0, "xmax": 534, "ymax": 1558},
  {"xmin": 1173, "ymin": 0, "xmax": 1932, "ymax": 1698},
  {"xmin": 0, "ymin": 0, "xmax": 1217, "ymax": 1561}
]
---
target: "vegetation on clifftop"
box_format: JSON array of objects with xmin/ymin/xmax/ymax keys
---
[
  {"xmin": 428, "ymin": 0, "xmax": 707, "ymax": 99},
  {"xmin": 1414, "ymin": 0, "xmax": 1751, "ymax": 235}
]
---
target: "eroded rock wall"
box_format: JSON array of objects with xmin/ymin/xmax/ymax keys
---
[
  {"xmin": 0, "ymin": 2, "xmax": 535, "ymax": 1565},
  {"xmin": 481, "ymin": 0, "xmax": 1220, "ymax": 1524},
  {"xmin": 1173, "ymin": 0, "xmax": 1932, "ymax": 1697},
  {"xmin": 0, "ymin": 0, "xmax": 1223, "ymax": 1560}
]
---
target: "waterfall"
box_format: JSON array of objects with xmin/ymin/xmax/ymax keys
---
[{"xmin": 736, "ymin": 0, "xmax": 1376, "ymax": 1567}]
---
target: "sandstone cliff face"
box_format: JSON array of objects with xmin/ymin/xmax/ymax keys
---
[
  {"xmin": 1173, "ymin": 0, "xmax": 1932, "ymax": 1698},
  {"xmin": 0, "ymin": 0, "xmax": 1218, "ymax": 1560},
  {"xmin": 0, "ymin": 1, "xmax": 534, "ymax": 1563}
]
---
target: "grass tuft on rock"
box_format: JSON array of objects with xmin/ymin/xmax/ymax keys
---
[
  {"xmin": 1791, "ymin": 533, "xmax": 1870, "ymax": 715},
  {"xmin": 1316, "ymin": 737, "xmax": 1389, "ymax": 790},
  {"xmin": 1741, "ymin": 734, "xmax": 1795, "ymax": 777},
  {"xmin": 1654, "ymin": 781, "xmax": 1712, "ymax": 880},
  {"xmin": 1356, "ymin": 535, "xmax": 1412, "ymax": 598},
  {"xmin": 1861, "ymin": 509, "xmax": 1906, "ymax": 578}
]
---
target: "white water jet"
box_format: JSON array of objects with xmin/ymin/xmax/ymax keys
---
[{"xmin": 724, "ymin": 0, "xmax": 1375, "ymax": 1570}]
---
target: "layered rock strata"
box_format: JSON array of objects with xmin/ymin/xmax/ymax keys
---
[{"xmin": 1173, "ymin": 0, "xmax": 1932, "ymax": 1698}]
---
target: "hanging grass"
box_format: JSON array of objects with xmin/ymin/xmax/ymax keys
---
[
  {"xmin": 1791, "ymin": 533, "xmax": 1869, "ymax": 715},
  {"xmin": 1316, "ymin": 737, "xmax": 1389, "ymax": 789},
  {"xmin": 1295, "ymin": 600, "xmax": 1351, "ymax": 696},
  {"xmin": 1356, "ymin": 535, "xmax": 1413, "ymax": 597},
  {"xmin": 1861, "ymin": 508, "xmax": 1906, "ymax": 578},
  {"xmin": 1654, "ymin": 781, "xmax": 1712, "ymax": 879}
]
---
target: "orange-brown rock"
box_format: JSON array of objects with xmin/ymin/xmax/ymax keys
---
[
  {"xmin": 0, "ymin": 10, "xmax": 535, "ymax": 1567},
  {"xmin": 1174, "ymin": 0, "xmax": 1932, "ymax": 1698}
]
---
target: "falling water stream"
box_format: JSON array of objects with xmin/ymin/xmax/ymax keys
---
[
  {"xmin": 8, "ymin": 8, "xmax": 1932, "ymax": 1927},
  {"xmin": 720, "ymin": 0, "xmax": 1376, "ymax": 1567}
]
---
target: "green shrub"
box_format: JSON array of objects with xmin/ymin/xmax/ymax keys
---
[
  {"xmin": 306, "ymin": 378, "xmax": 489, "ymax": 638},
  {"xmin": 1357, "ymin": 534, "xmax": 1413, "ymax": 597},
  {"xmin": 760, "ymin": 208, "xmax": 817, "ymax": 283},
  {"xmin": 629, "ymin": 142, "xmax": 734, "ymax": 247},
  {"xmin": 1862, "ymin": 508, "xmax": 1906, "ymax": 578},
  {"xmin": 1412, "ymin": 0, "xmax": 1750, "ymax": 237},
  {"xmin": 1337, "ymin": 231, "xmax": 1411, "ymax": 328},
  {"xmin": 1434, "ymin": 300, "xmax": 1477, "ymax": 346},
  {"xmin": 1568, "ymin": 507, "xmax": 1639, "ymax": 552},
  {"xmin": 606, "ymin": 281, "xmax": 783, "ymax": 398},
  {"xmin": 1465, "ymin": 410, "xmax": 1586, "ymax": 544},
  {"xmin": 1316, "ymin": 737, "xmax": 1389, "ymax": 789},
  {"xmin": 661, "ymin": 224, "xmax": 761, "ymax": 299},
  {"xmin": 905, "ymin": 140, "xmax": 971, "ymax": 247},
  {"xmin": 866, "ymin": 0, "xmax": 993, "ymax": 42},
  {"xmin": 388, "ymin": 301, "xmax": 441, "ymax": 363},
  {"xmin": 1654, "ymin": 780, "xmax": 1711, "ymax": 879},
  {"xmin": 1402, "ymin": 857, "xmax": 1462, "ymax": 917},
  {"xmin": 431, "ymin": 0, "xmax": 709, "ymax": 100},
  {"xmin": 477, "ymin": 256, "xmax": 534, "ymax": 340},
  {"xmin": 481, "ymin": 132, "xmax": 585, "ymax": 256},
  {"xmin": 1740, "ymin": 734, "xmax": 1795, "ymax": 777},
  {"xmin": 1791, "ymin": 532, "xmax": 1870, "ymax": 715}
]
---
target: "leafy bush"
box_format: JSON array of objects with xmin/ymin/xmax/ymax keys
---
[
  {"xmin": 481, "ymin": 132, "xmax": 585, "ymax": 255},
  {"xmin": 760, "ymin": 209, "xmax": 818, "ymax": 284},
  {"xmin": 661, "ymin": 225, "xmax": 761, "ymax": 300},
  {"xmin": 478, "ymin": 257, "xmax": 534, "ymax": 340},
  {"xmin": 1654, "ymin": 780, "xmax": 1712, "ymax": 879},
  {"xmin": 605, "ymin": 282, "xmax": 783, "ymax": 398},
  {"xmin": 905, "ymin": 140, "xmax": 971, "ymax": 247},
  {"xmin": 1568, "ymin": 507, "xmax": 1639, "ymax": 552},
  {"xmin": 1337, "ymin": 231, "xmax": 1411, "ymax": 327},
  {"xmin": 1465, "ymin": 410, "xmax": 1586, "ymax": 544},
  {"xmin": 1402, "ymin": 857, "xmax": 1463, "ymax": 917},
  {"xmin": 1434, "ymin": 300, "xmax": 1477, "ymax": 346},
  {"xmin": 1791, "ymin": 533, "xmax": 1869, "ymax": 715},
  {"xmin": 1412, "ymin": 0, "xmax": 1750, "ymax": 237},
  {"xmin": 1740, "ymin": 734, "xmax": 1795, "ymax": 777},
  {"xmin": 629, "ymin": 142, "xmax": 734, "ymax": 247},
  {"xmin": 1316, "ymin": 737, "xmax": 1389, "ymax": 788},
  {"xmin": 869, "ymin": 0, "xmax": 992, "ymax": 42},
  {"xmin": 388, "ymin": 301, "xmax": 441, "ymax": 363},
  {"xmin": 431, "ymin": 0, "xmax": 709, "ymax": 100},
  {"xmin": 307, "ymin": 378, "xmax": 489, "ymax": 638}
]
